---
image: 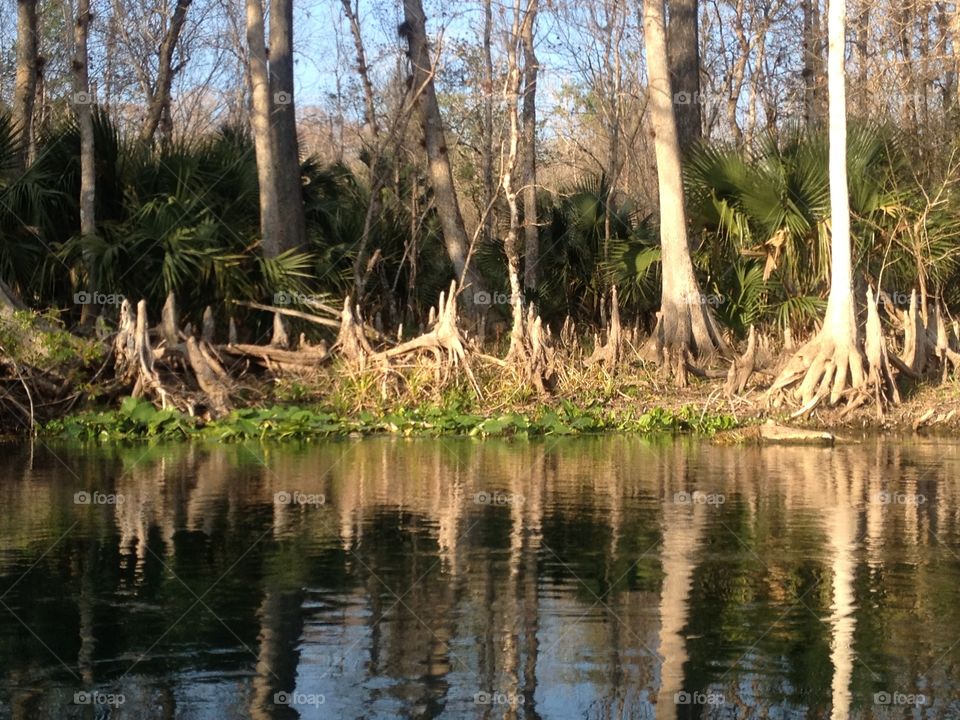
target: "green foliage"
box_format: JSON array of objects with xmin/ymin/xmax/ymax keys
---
[
  {"xmin": 43, "ymin": 397, "xmax": 737, "ymax": 442},
  {"xmin": 45, "ymin": 396, "xmax": 198, "ymax": 440},
  {"xmin": 685, "ymin": 124, "xmax": 960, "ymax": 330},
  {"xmin": 0, "ymin": 310, "xmax": 102, "ymax": 370}
]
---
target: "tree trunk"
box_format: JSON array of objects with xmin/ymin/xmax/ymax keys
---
[
  {"xmin": 481, "ymin": 0, "xmax": 495, "ymax": 248},
  {"xmin": 245, "ymin": 0, "xmax": 281, "ymax": 258},
  {"xmin": 340, "ymin": 0, "xmax": 378, "ymax": 137},
  {"xmin": 268, "ymin": 0, "xmax": 307, "ymax": 253},
  {"xmin": 822, "ymin": 0, "xmax": 855, "ymax": 336},
  {"xmin": 73, "ymin": 0, "xmax": 95, "ymax": 240},
  {"xmin": 139, "ymin": 0, "xmax": 191, "ymax": 144},
  {"xmin": 643, "ymin": 0, "xmax": 726, "ymax": 371},
  {"xmin": 13, "ymin": 0, "xmax": 39, "ymax": 170},
  {"xmin": 73, "ymin": 0, "xmax": 96, "ymax": 329},
  {"xmin": 768, "ymin": 0, "xmax": 898, "ymax": 413},
  {"xmin": 402, "ymin": 0, "xmax": 485, "ymax": 306},
  {"xmin": 521, "ymin": 0, "xmax": 539, "ymax": 294},
  {"xmin": 667, "ymin": 0, "xmax": 702, "ymax": 153},
  {"xmin": 503, "ymin": 1, "xmax": 526, "ymax": 359},
  {"xmin": 342, "ymin": 0, "xmax": 380, "ymax": 299},
  {"xmin": 803, "ymin": 0, "xmax": 824, "ymax": 127}
]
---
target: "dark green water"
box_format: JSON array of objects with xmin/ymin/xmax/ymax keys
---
[{"xmin": 0, "ymin": 436, "xmax": 958, "ymax": 719}]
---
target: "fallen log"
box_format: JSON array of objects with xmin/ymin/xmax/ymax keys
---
[{"xmin": 220, "ymin": 343, "xmax": 329, "ymax": 369}]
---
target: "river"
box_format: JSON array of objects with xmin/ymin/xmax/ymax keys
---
[{"xmin": 0, "ymin": 436, "xmax": 957, "ymax": 718}]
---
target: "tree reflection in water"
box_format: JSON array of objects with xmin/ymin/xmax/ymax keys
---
[{"xmin": 0, "ymin": 436, "xmax": 958, "ymax": 718}]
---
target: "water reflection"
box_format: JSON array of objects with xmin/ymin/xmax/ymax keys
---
[{"xmin": 1, "ymin": 436, "xmax": 959, "ymax": 718}]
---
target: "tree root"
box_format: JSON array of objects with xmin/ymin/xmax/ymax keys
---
[
  {"xmin": 503, "ymin": 300, "xmax": 557, "ymax": 394},
  {"xmin": 724, "ymin": 325, "xmax": 758, "ymax": 396},
  {"xmin": 767, "ymin": 287, "xmax": 898, "ymax": 417},
  {"xmin": 587, "ymin": 286, "xmax": 622, "ymax": 367},
  {"xmin": 372, "ymin": 281, "xmax": 482, "ymax": 397}
]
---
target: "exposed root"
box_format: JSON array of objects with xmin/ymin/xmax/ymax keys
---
[
  {"xmin": 767, "ymin": 287, "xmax": 899, "ymax": 416},
  {"xmin": 724, "ymin": 325, "xmax": 758, "ymax": 396},
  {"xmin": 185, "ymin": 337, "xmax": 231, "ymax": 415},
  {"xmin": 270, "ymin": 313, "xmax": 290, "ymax": 349},
  {"xmin": 899, "ymin": 289, "xmax": 929, "ymax": 375},
  {"xmin": 334, "ymin": 297, "xmax": 374, "ymax": 368},
  {"xmin": 587, "ymin": 286, "xmax": 622, "ymax": 367},
  {"xmin": 115, "ymin": 300, "xmax": 180, "ymax": 411},
  {"xmin": 503, "ymin": 302, "xmax": 557, "ymax": 395},
  {"xmin": 373, "ymin": 281, "xmax": 482, "ymax": 397}
]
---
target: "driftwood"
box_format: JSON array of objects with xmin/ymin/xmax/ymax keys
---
[{"xmin": 221, "ymin": 342, "xmax": 329, "ymax": 370}]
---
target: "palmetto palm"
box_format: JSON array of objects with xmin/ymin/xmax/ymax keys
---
[{"xmin": 683, "ymin": 124, "xmax": 958, "ymax": 329}]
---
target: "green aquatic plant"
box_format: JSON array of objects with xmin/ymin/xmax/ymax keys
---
[{"xmin": 43, "ymin": 396, "xmax": 737, "ymax": 442}]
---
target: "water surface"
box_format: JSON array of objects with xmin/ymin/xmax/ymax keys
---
[{"xmin": 1, "ymin": 436, "xmax": 958, "ymax": 718}]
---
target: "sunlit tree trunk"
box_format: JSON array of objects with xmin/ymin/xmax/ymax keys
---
[
  {"xmin": 140, "ymin": 0, "xmax": 191, "ymax": 144},
  {"xmin": 13, "ymin": 0, "xmax": 39, "ymax": 170},
  {"xmin": 245, "ymin": 0, "xmax": 281, "ymax": 257},
  {"xmin": 521, "ymin": 0, "xmax": 539, "ymax": 294},
  {"xmin": 768, "ymin": 0, "xmax": 898, "ymax": 411},
  {"xmin": 402, "ymin": 0, "xmax": 485, "ymax": 306},
  {"xmin": 823, "ymin": 0, "xmax": 855, "ymax": 340},
  {"xmin": 643, "ymin": 0, "xmax": 727, "ymax": 377},
  {"xmin": 74, "ymin": 0, "xmax": 95, "ymax": 240}
]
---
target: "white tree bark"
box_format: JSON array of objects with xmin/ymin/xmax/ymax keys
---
[
  {"xmin": 768, "ymin": 0, "xmax": 898, "ymax": 411},
  {"xmin": 643, "ymin": 0, "xmax": 726, "ymax": 370},
  {"xmin": 823, "ymin": 0, "xmax": 856, "ymax": 339}
]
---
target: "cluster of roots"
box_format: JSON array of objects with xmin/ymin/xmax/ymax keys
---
[{"xmin": 3, "ymin": 275, "xmax": 959, "ymax": 430}]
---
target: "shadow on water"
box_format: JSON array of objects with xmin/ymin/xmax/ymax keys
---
[{"xmin": 1, "ymin": 436, "xmax": 960, "ymax": 718}]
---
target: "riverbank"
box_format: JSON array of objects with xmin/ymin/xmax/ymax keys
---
[{"xmin": 32, "ymin": 363, "xmax": 960, "ymax": 443}]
